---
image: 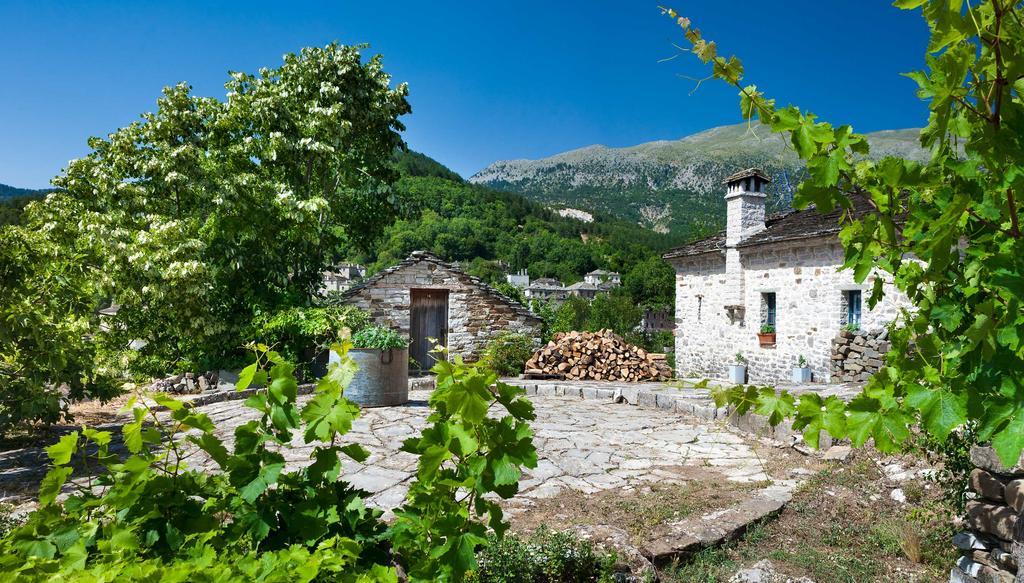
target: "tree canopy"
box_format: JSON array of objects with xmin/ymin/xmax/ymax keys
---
[{"xmin": 28, "ymin": 43, "xmax": 410, "ymax": 372}]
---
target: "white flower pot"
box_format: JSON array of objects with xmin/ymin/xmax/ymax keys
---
[
  {"xmin": 792, "ymin": 367, "xmax": 812, "ymax": 383},
  {"xmin": 728, "ymin": 365, "xmax": 747, "ymax": 385}
]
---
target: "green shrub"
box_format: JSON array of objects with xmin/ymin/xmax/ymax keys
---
[
  {"xmin": 351, "ymin": 325, "xmax": 408, "ymax": 350},
  {"xmin": 249, "ymin": 305, "xmax": 370, "ymax": 365},
  {"xmin": 0, "ymin": 344, "xmax": 538, "ymax": 581},
  {"xmin": 469, "ymin": 527, "xmax": 618, "ymax": 583},
  {"xmin": 481, "ymin": 333, "xmax": 536, "ymax": 377}
]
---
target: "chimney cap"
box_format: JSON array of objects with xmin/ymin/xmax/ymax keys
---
[{"xmin": 722, "ymin": 168, "xmax": 772, "ymax": 185}]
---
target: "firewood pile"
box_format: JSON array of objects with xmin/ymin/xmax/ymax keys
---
[{"xmin": 522, "ymin": 330, "xmax": 672, "ymax": 382}]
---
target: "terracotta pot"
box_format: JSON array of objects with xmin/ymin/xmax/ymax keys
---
[{"xmin": 757, "ymin": 332, "xmax": 776, "ymax": 347}]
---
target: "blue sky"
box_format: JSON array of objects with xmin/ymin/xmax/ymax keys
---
[{"xmin": 1, "ymin": 1, "xmax": 929, "ymax": 188}]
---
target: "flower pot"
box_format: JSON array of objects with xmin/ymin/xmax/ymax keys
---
[
  {"xmin": 728, "ymin": 364, "xmax": 747, "ymax": 385},
  {"xmin": 330, "ymin": 347, "xmax": 409, "ymax": 407},
  {"xmin": 757, "ymin": 332, "xmax": 776, "ymax": 347},
  {"xmin": 792, "ymin": 367, "xmax": 812, "ymax": 383}
]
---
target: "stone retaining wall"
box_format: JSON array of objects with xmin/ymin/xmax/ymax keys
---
[
  {"xmin": 830, "ymin": 328, "xmax": 889, "ymax": 383},
  {"xmin": 949, "ymin": 446, "xmax": 1023, "ymax": 582}
]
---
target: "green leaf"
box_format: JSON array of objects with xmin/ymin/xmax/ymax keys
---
[
  {"xmin": 45, "ymin": 431, "xmax": 79, "ymax": 465},
  {"xmin": 38, "ymin": 466, "xmax": 73, "ymax": 506},
  {"xmin": 491, "ymin": 455, "xmax": 521, "ymax": 487},
  {"xmin": 992, "ymin": 412, "xmax": 1024, "ymax": 469},
  {"xmin": 240, "ymin": 462, "xmax": 285, "ymax": 502},
  {"xmin": 339, "ymin": 443, "xmax": 370, "ymax": 463},
  {"xmin": 237, "ymin": 363, "xmax": 258, "ymax": 391}
]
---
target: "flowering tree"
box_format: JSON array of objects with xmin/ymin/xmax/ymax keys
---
[{"xmin": 30, "ymin": 43, "xmax": 410, "ymax": 370}]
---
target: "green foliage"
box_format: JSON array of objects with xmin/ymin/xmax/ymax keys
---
[
  {"xmin": 392, "ymin": 149, "xmax": 463, "ymax": 182},
  {"xmin": 759, "ymin": 324, "xmax": 776, "ymax": 334},
  {"xmin": 481, "ymin": 333, "xmax": 537, "ymax": 377},
  {"xmin": 26, "ymin": 43, "xmax": 410, "ymax": 374},
  {"xmin": 0, "ymin": 227, "xmax": 119, "ymax": 433},
  {"xmin": 797, "ymin": 355, "xmax": 808, "ymax": 368},
  {"xmin": 468, "ymin": 527, "xmax": 618, "ymax": 583},
  {"xmin": 665, "ymin": 0, "xmax": 1024, "ymax": 465},
  {"xmin": 249, "ymin": 306, "xmax": 370, "ymax": 366},
  {"xmin": 622, "ymin": 256, "xmax": 675, "ymax": 309},
  {"xmin": 842, "ymin": 322, "xmax": 861, "ymax": 333},
  {"xmin": 350, "ymin": 325, "xmax": 408, "ymax": 350},
  {"xmin": 0, "ymin": 194, "xmax": 46, "ymax": 227},
  {"xmin": 389, "ymin": 355, "xmax": 538, "ymax": 579},
  {"xmin": 546, "ymin": 292, "xmax": 643, "ymax": 340},
  {"xmin": 343, "ymin": 174, "xmax": 680, "ymax": 303},
  {"xmin": 0, "ymin": 343, "xmax": 537, "ymax": 581},
  {"xmin": 734, "ymin": 352, "xmax": 747, "ymax": 366}
]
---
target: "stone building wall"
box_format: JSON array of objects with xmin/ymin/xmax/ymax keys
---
[
  {"xmin": 830, "ymin": 329, "xmax": 889, "ymax": 383},
  {"xmin": 671, "ymin": 238, "xmax": 911, "ymax": 384},
  {"xmin": 344, "ymin": 252, "xmax": 542, "ymax": 362}
]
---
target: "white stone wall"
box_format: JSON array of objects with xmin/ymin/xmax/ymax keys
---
[
  {"xmin": 671, "ymin": 238, "xmax": 911, "ymax": 384},
  {"xmin": 346, "ymin": 259, "xmax": 542, "ymax": 361}
]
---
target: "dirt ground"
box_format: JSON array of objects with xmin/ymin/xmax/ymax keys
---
[{"xmin": 660, "ymin": 447, "xmax": 957, "ymax": 582}]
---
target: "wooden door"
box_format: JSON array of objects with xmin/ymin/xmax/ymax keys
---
[{"xmin": 410, "ymin": 289, "xmax": 448, "ymax": 373}]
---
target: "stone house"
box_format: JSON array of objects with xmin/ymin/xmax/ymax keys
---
[
  {"xmin": 342, "ymin": 251, "xmax": 542, "ymax": 370},
  {"xmin": 321, "ymin": 262, "xmax": 367, "ymax": 293},
  {"xmin": 584, "ymin": 269, "xmax": 621, "ymax": 287},
  {"xmin": 662, "ymin": 168, "xmax": 910, "ymax": 384},
  {"xmin": 525, "ymin": 278, "xmax": 569, "ymax": 303}
]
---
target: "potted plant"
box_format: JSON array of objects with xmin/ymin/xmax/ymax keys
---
[
  {"xmin": 330, "ymin": 325, "xmax": 410, "ymax": 407},
  {"xmin": 792, "ymin": 354, "xmax": 812, "ymax": 383},
  {"xmin": 757, "ymin": 324, "xmax": 776, "ymax": 347},
  {"xmin": 728, "ymin": 352, "xmax": 748, "ymax": 384}
]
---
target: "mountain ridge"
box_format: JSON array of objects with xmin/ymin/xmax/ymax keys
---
[{"xmin": 469, "ymin": 123, "xmax": 927, "ymax": 237}]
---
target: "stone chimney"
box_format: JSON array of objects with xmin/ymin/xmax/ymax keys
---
[
  {"xmin": 722, "ymin": 168, "xmax": 771, "ymax": 319},
  {"xmin": 724, "ymin": 168, "xmax": 771, "ymax": 246}
]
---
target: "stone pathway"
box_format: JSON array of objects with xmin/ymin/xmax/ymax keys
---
[{"xmin": 190, "ymin": 388, "xmax": 777, "ymax": 512}]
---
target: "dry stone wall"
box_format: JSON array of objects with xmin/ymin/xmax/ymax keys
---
[
  {"xmin": 830, "ymin": 329, "xmax": 889, "ymax": 383},
  {"xmin": 344, "ymin": 252, "xmax": 542, "ymax": 362},
  {"xmin": 949, "ymin": 446, "xmax": 1024, "ymax": 583}
]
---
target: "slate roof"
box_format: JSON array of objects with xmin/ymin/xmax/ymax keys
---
[
  {"xmin": 342, "ymin": 251, "xmax": 542, "ymax": 323},
  {"xmin": 722, "ymin": 167, "xmax": 772, "ymax": 184},
  {"xmin": 530, "ymin": 278, "xmax": 564, "ymax": 288},
  {"xmin": 663, "ymin": 193, "xmax": 880, "ymax": 261}
]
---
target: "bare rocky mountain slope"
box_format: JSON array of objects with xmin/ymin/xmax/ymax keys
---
[{"xmin": 470, "ymin": 123, "xmax": 927, "ymax": 237}]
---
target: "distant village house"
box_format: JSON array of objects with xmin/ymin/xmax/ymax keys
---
[{"xmin": 321, "ymin": 262, "xmax": 367, "ymax": 294}]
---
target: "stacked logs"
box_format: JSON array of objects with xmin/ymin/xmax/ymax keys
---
[{"xmin": 522, "ymin": 330, "xmax": 672, "ymax": 382}]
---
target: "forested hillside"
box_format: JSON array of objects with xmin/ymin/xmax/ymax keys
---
[
  {"xmin": 470, "ymin": 123, "xmax": 927, "ymax": 237},
  {"xmin": 0, "ymin": 183, "xmax": 50, "ymax": 226},
  {"xmin": 340, "ymin": 150, "xmax": 680, "ymax": 307}
]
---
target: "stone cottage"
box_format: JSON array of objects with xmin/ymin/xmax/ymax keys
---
[
  {"xmin": 342, "ymin": 251, "xmax": 542, "ymax": 370},
  {"xmin": 662, "ymin": 168, "xmax": 910, "ymax": 384}
]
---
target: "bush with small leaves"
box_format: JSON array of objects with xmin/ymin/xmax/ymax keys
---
[{"xmin": 481, "ymin": 333, "xmax": 537, "ymax": 377}]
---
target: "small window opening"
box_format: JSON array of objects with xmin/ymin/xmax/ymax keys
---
[
  {"xmin": 761, "ymin": 292, "xmax": 776, "ymax": 327},
  {"xmin": 844, "ymin": 290, "xmax": 862, "ymax": 328}
]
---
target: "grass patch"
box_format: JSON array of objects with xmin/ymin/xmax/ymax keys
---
[
  {"xmin": 511, "ymin": 474, "xmax": 761, "ymax": 542},
  {"xmin": 660, "ymin": 448, "xmax": 956, "ymax": 582}
]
